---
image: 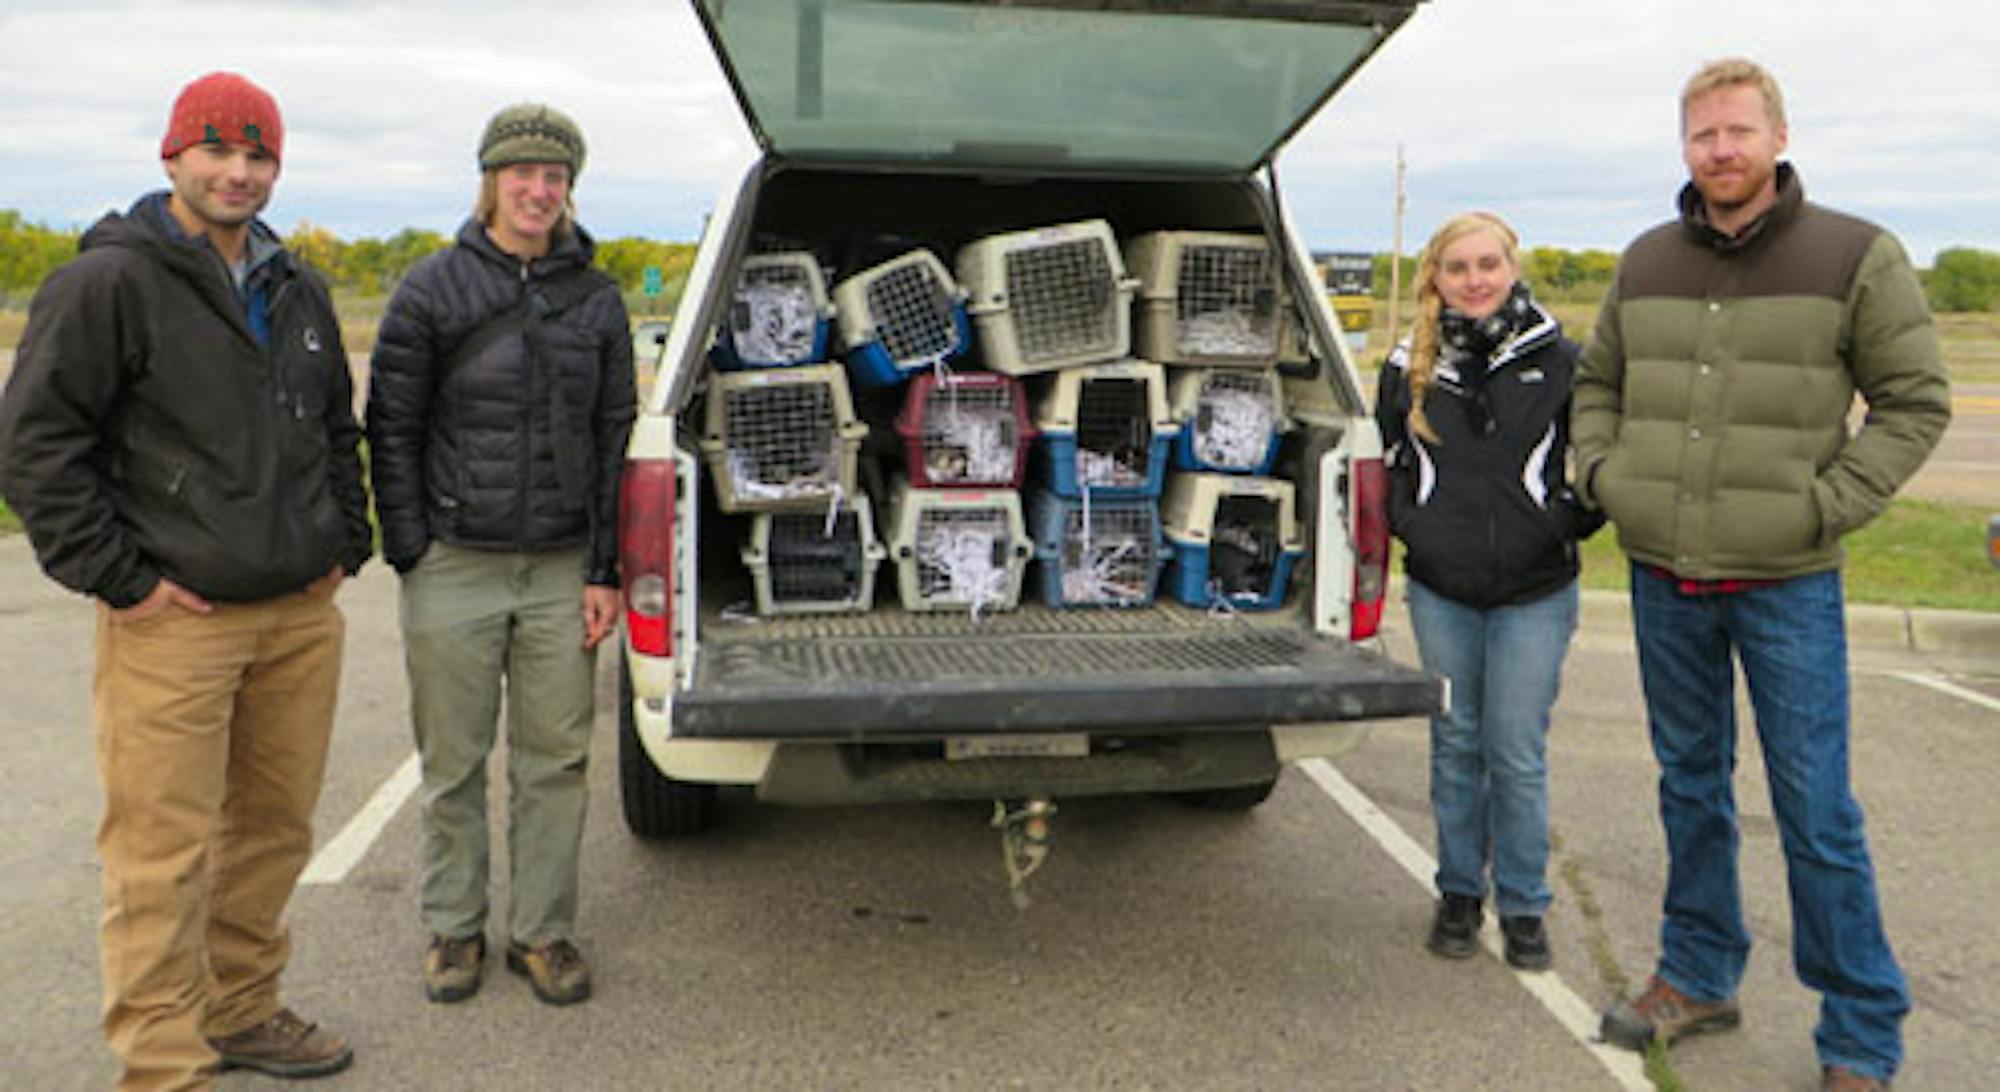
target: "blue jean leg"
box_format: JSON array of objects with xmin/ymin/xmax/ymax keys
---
[
  {"xmin": 1408, "ymin": 578, "xmax": 1577, "ymax": 916},
  {"xmin": 1630, "ymin": 565, "xmax": 1748, "ymax": 1002},
  {"xmin": 1633, "ymin": 565, "xmax": 1907, "ymax": 1079},
  {"xmin": 1730, "ymin": 572, "xmax": 1908, "ymax": 1079}
]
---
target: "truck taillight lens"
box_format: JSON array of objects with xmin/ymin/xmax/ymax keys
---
[
  {"xmin": 619, "ymin": 457, "xmax": 676, "ymax": 656},
  {"xmin": 1349, "ymin": 455, "xmax": 1389, "ymax": 641}
]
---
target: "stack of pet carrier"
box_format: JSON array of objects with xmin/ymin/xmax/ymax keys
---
[{"xmin": 703, "ymin": 219, "xmax": 1306, "ymax": 618}]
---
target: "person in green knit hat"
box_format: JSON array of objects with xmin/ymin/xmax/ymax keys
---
[{"xmin": 367, "ymin": 101, "xmax": 635, "ymax": 1008}]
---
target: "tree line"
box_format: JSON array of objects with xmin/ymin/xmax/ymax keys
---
[
  {"xmin": 4, "ymin": 208, "xmax": 1997, "ymax": 312},
  {"xmin": 0, "ymin": 210, "xmax": 696, "ymax": 307}
]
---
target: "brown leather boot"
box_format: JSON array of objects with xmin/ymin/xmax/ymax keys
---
[{"xmin": 207, "ymin": 1007, "xmax": 353, "ymax": 1078}]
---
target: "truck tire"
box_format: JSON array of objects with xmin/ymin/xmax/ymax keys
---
[
  {"xmin": 618, "ymin": 648, "xmax": 719, "ymax": 838},
  {"xmin": 1173, "ymin": 778, "xmax": 1278, "ymax": 812}
]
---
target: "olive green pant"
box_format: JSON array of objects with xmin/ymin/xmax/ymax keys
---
[{"xmin": 398, "ymin": 542, "xmax": 595, "ymax": 945}]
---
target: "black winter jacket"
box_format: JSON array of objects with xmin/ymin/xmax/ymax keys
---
[
  {"xmin": 366, "ymin": 219, "xmax": 635, "ymax": 583},
  {"xmin": 0, "ymin": 195, "xmax": 372, "ymax": 608},
  {"xmin": 1374, "ymin": 304, "xmax": 1602, "ymax": 609}
]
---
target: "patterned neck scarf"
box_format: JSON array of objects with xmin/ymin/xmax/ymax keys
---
[{"xmin": 1438, "ymin": 280, "xmax": 1535, "ymax": 366}]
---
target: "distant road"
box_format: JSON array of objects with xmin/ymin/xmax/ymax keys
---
[{"xmin": 0, "ymin": 350, "xmax": 1991, "ymax": 506}]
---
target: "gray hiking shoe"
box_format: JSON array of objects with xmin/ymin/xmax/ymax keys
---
[
  {"xmin": 424, "ymin": 933, "xmax": 486, "ymax": 1003},
  {"xmin": 507, "ymin": 938, "xmax": 592, "ymax": 1006}
]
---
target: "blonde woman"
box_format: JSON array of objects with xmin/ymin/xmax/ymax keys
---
[{"xmin": 1372, "ymin": 211, "xmax": 1601, "ymax": 970}]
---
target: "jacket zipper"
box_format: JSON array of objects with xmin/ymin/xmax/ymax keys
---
[{"xmin": 516, "ymin": 262, "xmax": 535, "ymax": 549}]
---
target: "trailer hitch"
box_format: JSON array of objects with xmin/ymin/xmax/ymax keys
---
[{"xmin": 991, "ymin": 796, "xmax": 1056, "ymax": 909}]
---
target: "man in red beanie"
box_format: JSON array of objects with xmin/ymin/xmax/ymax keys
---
[{"xmin": 0, "ymin": 71, "xmax": 368, "ymax": 1089}]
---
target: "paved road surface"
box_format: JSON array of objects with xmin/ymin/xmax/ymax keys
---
[{"xmin": 2, "ymin": 537, "xmax": 1995, "ymax": 1090}]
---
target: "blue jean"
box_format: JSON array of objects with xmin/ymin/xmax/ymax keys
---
[
  {"xmin": 1407, "ymin": 578, "xmax": 1577, "ymax": 917},
  {"xmin": 1630, "ymin": 564, "xmax": 1908, "ymax": 1080}
]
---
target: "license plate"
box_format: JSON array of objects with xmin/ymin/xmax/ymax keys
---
[{"xmin": 945, "ymin": 734, "xmax": 1089, "ymax": 761}]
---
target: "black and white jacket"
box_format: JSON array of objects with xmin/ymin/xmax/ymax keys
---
[{"xmin": 1373, "ymin": 303, "xmax": 1602, "ymax": 609}]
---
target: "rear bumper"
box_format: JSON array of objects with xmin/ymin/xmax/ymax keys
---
[{"xmin": 753, "ymin": 732, "xmax": 1280, "ymax": 805}]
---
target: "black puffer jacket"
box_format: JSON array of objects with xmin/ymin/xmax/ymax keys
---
[
  {"xmin": 1374, "ymin": 301, "xmax": 1603, "ymax": 609},
  {"xmin": 367, "ymin": 219, "xmax": 635, "ymax": 583},
  {"xmin": 0, "ymin": 194, "xmax": 372, "ymax": 607}
]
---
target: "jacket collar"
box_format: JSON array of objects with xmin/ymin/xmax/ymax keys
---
[
  {"xmin": 101, "ymin": 191, "xmax": 290, "ymax": 286},
  {"xmin": 1485, "ymin": 295, "xmax": 1561, "ymax": 371},
  {"xmin": 1387, "ymin": 295, "xmax": 1562, "ymax": 386},
  {"xmin": 456, "ymin": 215, "xmax": 596, "ymax": 278},
  {"xmin": 1678, "ymin": 162, "xmax": 1803, "ymax": 255}
]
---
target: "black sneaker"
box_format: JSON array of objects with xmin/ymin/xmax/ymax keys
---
[
  {"xmin": 1501, "ymin": 915, "xmax": 1552, "ymax": 971},
  {"xmin": 1425, "ymin": 894, "xmax": 1481, "ymax": 959}
]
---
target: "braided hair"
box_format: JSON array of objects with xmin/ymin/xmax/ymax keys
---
[{"xmin": 1404, "ymin": 211, "xmax": 1521, "ymax": 444}]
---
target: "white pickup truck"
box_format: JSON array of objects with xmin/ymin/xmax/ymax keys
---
[{"xmin": 616, "ymin": 0, "xmax": 1439, "ymax": 889}]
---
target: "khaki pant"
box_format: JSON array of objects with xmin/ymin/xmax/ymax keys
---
[
  {"xmin": 93, "ymin": 590, "xmax": 343, "ymax": 1092},
  {"xmin": 399, "ymin": 543, "xmax": 594, "ymax": 945}
]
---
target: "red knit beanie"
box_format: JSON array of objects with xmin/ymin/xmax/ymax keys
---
[{"xmin": 160, "ymin": 72, "xmax": 283, "ymax": 166}]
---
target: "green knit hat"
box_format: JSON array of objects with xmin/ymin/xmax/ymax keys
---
[{"xmin": 478, "ymin": 103, "xmax": 586, "ymax": 177}]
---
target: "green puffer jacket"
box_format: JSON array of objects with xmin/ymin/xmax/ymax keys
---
[{"xmin": 1573, "ymin": 166, "xmax": 1950, "ymax": 579}]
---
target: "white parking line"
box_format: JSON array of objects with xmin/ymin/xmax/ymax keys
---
[
  {"xmin": 1300, "ymin": 758, "xmax": 1650, "ymax": 1092},
  {"xmin": 299, "ymin": 753, "xmax": 421, "ymax": 886},
  {"xmin": 1891, "ymin": 671, "xmax": 2000, "ymax": 714}
]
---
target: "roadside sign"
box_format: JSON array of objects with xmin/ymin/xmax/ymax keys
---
[
  {"xmin": 1320, "ymin": 252, "xmax": 1375, "ymax": 355},
  {"xmin": 1322, "ymin": 251, "xmax": 1373, "ymax": 297},
  {"xmin": 642, "ymin": 266, "xmax": 664, "ymax": 297}
]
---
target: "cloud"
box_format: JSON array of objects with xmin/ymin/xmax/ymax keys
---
[{"xmin": 1, "ymin": 0, "xmax": 1993, "ymax": 262}]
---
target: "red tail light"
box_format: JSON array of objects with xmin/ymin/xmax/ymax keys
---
[
  {"xmin": 619, "ymin": 457, "xmax": 677, "ymax": 656},
  {"xmin": 1349, "ymin": 455, "xmax": 1389, "ymax": 640}
]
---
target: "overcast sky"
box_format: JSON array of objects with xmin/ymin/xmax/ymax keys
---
[{"xmin": 1, "ymin": 0, "xmax": 1994, "ymax": 265}]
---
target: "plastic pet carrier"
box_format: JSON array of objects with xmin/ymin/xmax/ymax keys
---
[
  {"xmin": 1126, "ymin": 230, "xmax": 1283, "ymax": 367},
  {"xmin": 894, "ymin": 371, "xmax": 1035, "ymax": 489},
  {"xmin": 1032, "ymin": 359, "xmax": 1177, "ymax": 499},
  {"xmin": 1167, "ymin": 367, "xmax": 1287, "ymax": 475},
  {"xmin": 832, "ymin": 248, "xmax": 972, "ymax": 388},
  {"xmin": 1161, "ymin": 473, "xmax": 1304, "ymax": 611},
  {"xmin": 697, "ymin": 364, "xmax": 868, "ymax": 513},
  {"xmin": 712, "ymin": 251, "xmax": 835, "ymax": 371},
  {"xmin": 739, "ymin": 494, "xmax": 886, "ymax": 615},
  {"xmin": 885, "ymin": 482, "xmax": 1033, "ymax": 613},
  {"xmin": 1027, "ymin": 489, "xmax": 1167, "ymax": 609},
  {"xmin": 954, "ymin": 219, "xmax": 1139, "ymax": 375}
]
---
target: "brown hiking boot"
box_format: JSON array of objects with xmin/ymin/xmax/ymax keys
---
[
  {"xmin": 1600, "ymin": 975, "xmax": 1741, "ymax": 1050},
  {"xmin": 207, "ymin": 1007, "xmax": 353, "ymax": 1078},
  {"xmin": 506, "ymin": 938, "xmax": 591, "ymax": 1005},
  {"xmin": 1823, "ymin": 1065, "xmax": 1891, "ymax": 1091},
  {"xmin": 424, "ymin": 933, "xmax": 486, "ymax": 1003}
]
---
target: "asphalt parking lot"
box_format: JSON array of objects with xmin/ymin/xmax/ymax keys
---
[{"xmin": 2, "ymin": 534, "xmax": 1996, "ymax": 1090}]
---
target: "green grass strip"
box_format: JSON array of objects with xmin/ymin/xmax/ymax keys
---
[{"xmin": 1579, "ymin": 497, "xmax": 2000, "ymax": 612}]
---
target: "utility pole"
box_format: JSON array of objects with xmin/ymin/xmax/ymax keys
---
[{"xmin": 1386, "ymin": 144, "xmax": 1406, "ymax": 350}]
